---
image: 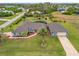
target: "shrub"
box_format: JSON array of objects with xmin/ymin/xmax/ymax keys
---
[{"xmin": 40, "ymin": 39, "xmax": 47, "ymax": 48}]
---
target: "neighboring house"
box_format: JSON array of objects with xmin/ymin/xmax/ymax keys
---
[
  {"xmin": 0, "ymin": 10, "xmax": 14, "ymax": 15},
  {"xmin": 74, "ymin": 5, "xmax": 79, "ymax": 9},
  {"xmin": 57, "ymin": 7, "xmax": 68, "ymax": 13},
  {"xmin": 0, "ymin": 8, "xmax": 5, "ymax": 11},
  {"xmin": 48, "ymin": 23, "xmax": 68, "ymax": 36},
  {"xmin": 4, "ymin": 10, "xmax": 14, "ymax": 14},
  {"xmin": 18, "ymin": 7, "xmax": 25, "ymax": 12},
  {"xmin": 31, "ymin": 11, "xmax": 42, "ymax": 15},
  {"xmin": 75, "ymin": 11, "xmax": 79, "ymax": 14},
  {"xmin": 13, "ymin": 21, "xmax": 46, "ymax": 37},
  {"xmin": 35, "ymin": 11, "xmax": 42, "ymax": 14},
  {"xmin": 74, "ymin": 7, "xmax": 79, "ymax": 14},
  {"xmin": 31, "ymin": 11, "xmax": 35, "ymax": 15},
  {"xmin": 0, "ymin": 7, "xmax": 14, "ymax": 15},
  {"xmin": 26, "ymin": 9, "xmax": 30, "ymax": 13}
]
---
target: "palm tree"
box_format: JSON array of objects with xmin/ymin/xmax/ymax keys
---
[
  {"xmin": 39, "ymin": 29, "xmax": 47, "ymax": 48},
  {"xmin": 20, "ymin": 31, "xmax": 28, "ymax": 37},
  {"xmin": 39, "ymin": 29, "xmax": 47, "ymax": 37}
]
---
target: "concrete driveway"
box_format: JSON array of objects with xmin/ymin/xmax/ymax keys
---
[{"xmin": 58, "ymin": 35, "xmax": 79, "ymax": 56}]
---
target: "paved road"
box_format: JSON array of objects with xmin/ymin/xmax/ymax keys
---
[
  {"xmin": 0, "ymin": 12, "xmax": 25, "ymax": 29},
  {"xmin": 58, "ymin": 36, "xmax": 79, "ymax": 56}
]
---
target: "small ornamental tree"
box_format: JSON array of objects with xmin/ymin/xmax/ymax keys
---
[
  {"xmin": 39, "ymin": 29, "xmax": 48, "ymax": 48},
  {"xmin": 20, "ymin": 31, "xmax": 28, "ymax": 37},
  {"xmin": 39, "ymin": 29, "xmax": 47, "ymax": 37}
]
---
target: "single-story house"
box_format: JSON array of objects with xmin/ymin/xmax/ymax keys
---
[
  {"xmin": 75, "ymin": 11, "xmax": 79, "ymax": 15},
  {"xmin": 13, "ymin": 21, "xmax": 47, "ymax": 36},
  {"xmin": 12, "ymin": 21, "xmax": 68, "ymax": 37},
  {"xmin": 48, "ymin": 23, "xmax": 68, "ymax": 36}
]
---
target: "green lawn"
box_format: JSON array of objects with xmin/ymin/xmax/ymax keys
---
[
  {"xmin": 0, "ymin": 15, "xmax": 25, "ymax": 32},
  {"xmin": 0, "ymin": 35, "xmax": 65, "ymax": 56},
  {"xmin": 61, "ymin": 22, "xmax": 79, "ymax": 52},
  {"xmin": 0, "ymin": 12, "xmax": 24, "ymax": 32},
  {"xmin": 0, "ymin": 21, "xmax": 6, "ymax": 25},
  {"xmin": 25, "ymin": 17, "xmax": 52, "ymax": 23},
  {"xmin": 1, "ymin": 12, "xmax": 22, "ymax": 20},
  {"xmin": 25, "ymin": 17, "xmax": 37, "ymax": 22},
  {"xmin": 1, "ymin": 19, "xmax": 23, "ymax": 32}
]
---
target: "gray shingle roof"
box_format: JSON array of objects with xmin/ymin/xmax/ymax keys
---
[
  {"xmin": 14, "ymin": 21, "xmax": 46, "ymax": 33},
  {"xmin": 14, "ymin": 21, "xmax": 32, "ymax": 33},
  {"xmin": 48, "ymin": 23, "xmax": 68, "ymax": 33}
]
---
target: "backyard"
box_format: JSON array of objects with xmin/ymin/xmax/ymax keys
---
[{"xmin": 25, "ymin": 16, "xmax": 53, "ymax": 23}]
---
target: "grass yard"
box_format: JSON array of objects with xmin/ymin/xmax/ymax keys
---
[
  {"xmin": 25, "ymin": 17, "xmax": 37, "ymax": 22},
  {"xmin": 61, "ymin": 22, "xmax": 79, "ymax": 52},
  {"xmin": 0, "ymin": 16, "xmax": 26, "ymax": 32},
  {"xmin": 0, "ymin": 12, "xmax": 24, "ymax": 32},
  {"xmin": 1, "ymin": 19, "xmax": 23, "ymax": 32},
  {"xmin": 0, "ymin": 35, "xmax": 65, "ymax": 56},
  {"xmin": 1, "ymin": 12, "xmax": 21, "ymax": 20},
  {"xmin": 0, "ymin": 13, "xmax": 26, "ymax": 32},
  {"xmin": 0, "ymin": 21, "xmax": 6, "ymax": 25},
  {"xmin": 40, "ymin": 17, "xmax": 52, "ymax": 23},
  {"xmin": 25, "ymin": 17, "xmax": 52, "ymax": 23}
]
